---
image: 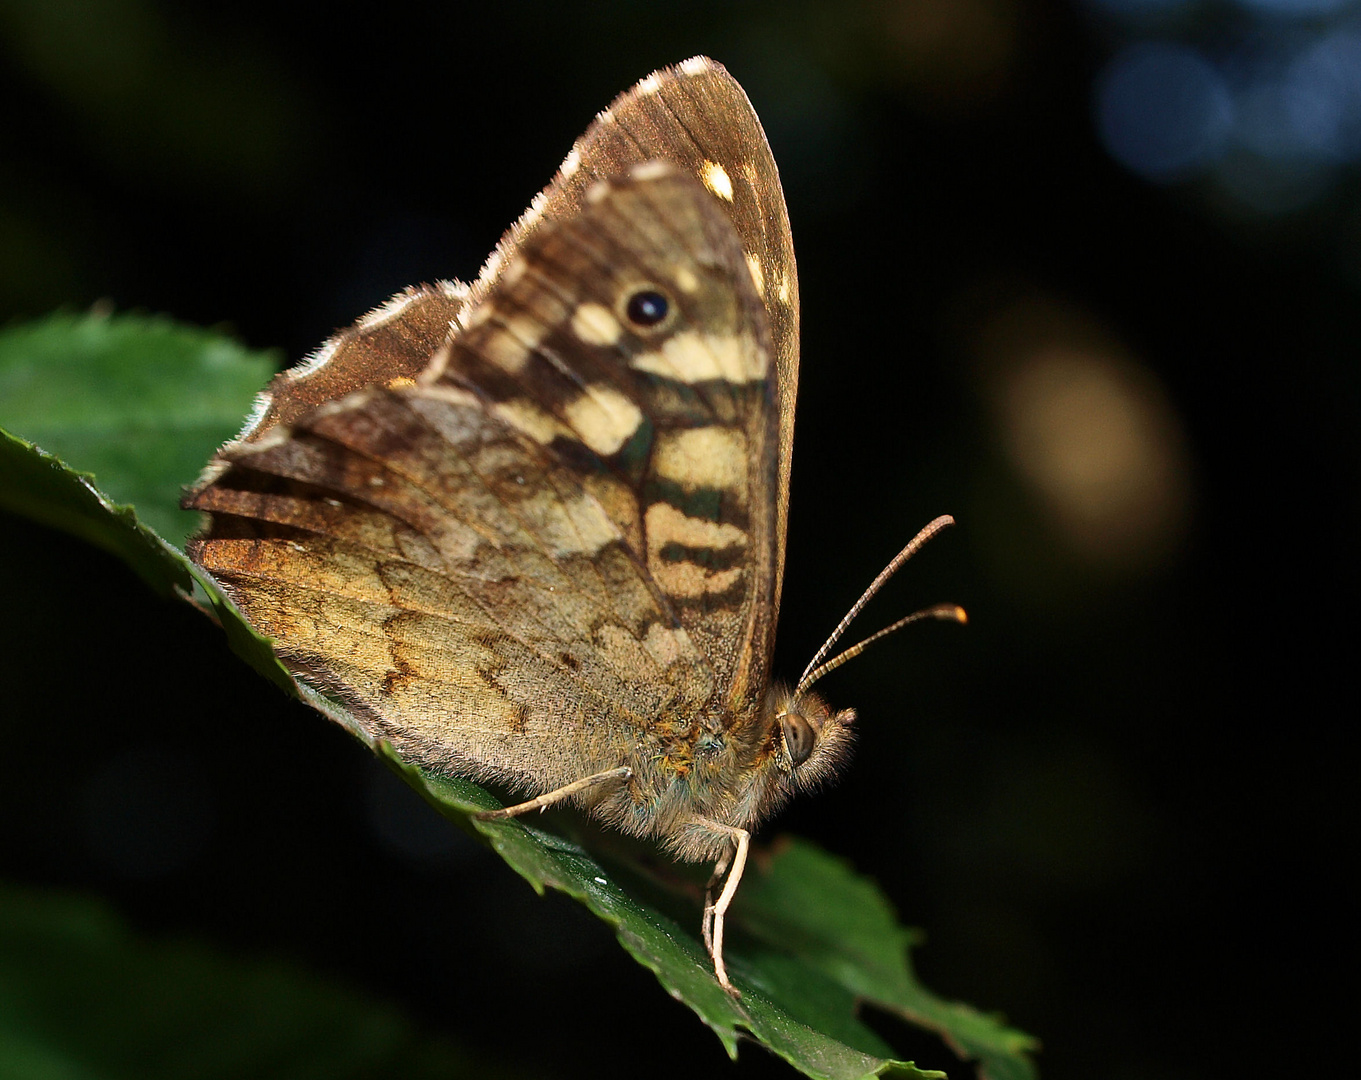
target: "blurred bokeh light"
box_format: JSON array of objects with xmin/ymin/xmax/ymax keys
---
[
  {"xmin": 1095, "ymin": 42, "xmax": 1234, "ymax": 181},
  {"xmin": 978, "ymin": 293, "xmax": 1191, "ymax": 569},
  {"xmin": 1085, "ymin": 0, "xmax": 1361, "ymax": 216}
]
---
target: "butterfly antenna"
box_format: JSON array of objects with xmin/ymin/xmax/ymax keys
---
[{"xmin": 795, "ymin": 515, "xmax": 966, "ymax": 696}]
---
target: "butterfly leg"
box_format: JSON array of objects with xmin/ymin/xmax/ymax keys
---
[
  {"xmin": 472, "ymin": 766, "xmax": 632, "ymax": 820},
  {"xmin": 695, "ymin": 821, "xmax": 750, "ymax": 996},
  {"xmin": 701, "ymin": 845, "xmax": 735, "ymax": 958}
]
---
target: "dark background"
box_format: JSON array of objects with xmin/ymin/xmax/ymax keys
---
[{"xmin": 1, "ymin": 2, "xmax": 1354, "ymax": 1078}]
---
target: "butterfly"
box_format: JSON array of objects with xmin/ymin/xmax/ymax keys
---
[{"xmin": 184, "ymin": 56, "xmax": 958, "ymax": 994}]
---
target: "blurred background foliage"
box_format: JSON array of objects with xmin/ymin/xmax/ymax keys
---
[{"xmin": 0, "ymin": 1, "xmax": 1352, "ymax": 1078}]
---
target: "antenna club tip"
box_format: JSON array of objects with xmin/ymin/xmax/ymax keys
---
[{"xmin": 928, "ymin": 603, "xmax": 967, "ymax": 625}]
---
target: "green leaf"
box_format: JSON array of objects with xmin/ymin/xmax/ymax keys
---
[
  {"xmin": 735, "ymin": 841, "xmax": 1040, "ymax": 1080},
  {"xmin": 0, "ymin": 882, "xmax": 523, "ymax": 1080},
  {"xmin": 0, "ymin": 312, "xmax": 297, "ymax": 691},
  {"xmin": 0, "ymin": 425, "xmax": 193, "ymax": 601},
  {"xmin": 0, "ymin": 310, "xmax": 1038, "ymax": 1079},
  {"xmin": 0, "ymin": 310, "xmax": 278, "ymax": 548}
]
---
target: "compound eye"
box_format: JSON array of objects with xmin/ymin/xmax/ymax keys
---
[{"xmin": 780, "ymin": 712, "xmax": 816, "ymax": 767}]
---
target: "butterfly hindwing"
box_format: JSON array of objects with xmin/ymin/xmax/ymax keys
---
[{"xmin": 189, "ymin": 385, "xmax": 710, "ymax": 795}]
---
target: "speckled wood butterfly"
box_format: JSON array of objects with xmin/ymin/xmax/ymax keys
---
[{"xmin": 184, "ymin": 57, "xmax": 958, "ymax": 994}]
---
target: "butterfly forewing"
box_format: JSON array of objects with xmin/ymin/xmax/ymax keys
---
[
  {"xmin": 508, "ymin": 58, "xmax": 798, "ymax": 412},
  {"xmin": 432, "ymin": 165, "xmax": 780, "ymax": 718},
  {"xmin": 512, "ymin": 58, "xmax": 799, "ymax": 617}
]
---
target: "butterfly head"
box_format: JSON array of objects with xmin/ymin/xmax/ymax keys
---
[{"xmin": 769, "ymin": 686, "xmax": 856, "ymax": 790}]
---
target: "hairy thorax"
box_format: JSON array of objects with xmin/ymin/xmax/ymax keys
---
[{"xmin": 587, "ymin": 685, "xmax": 856, "ymax": 863}]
